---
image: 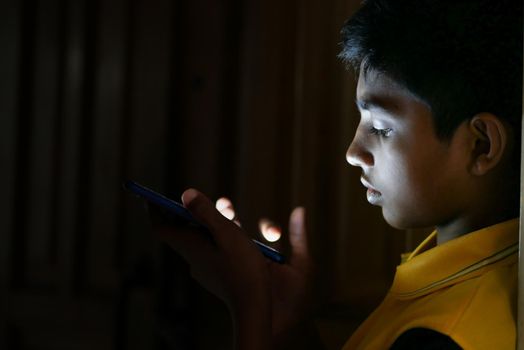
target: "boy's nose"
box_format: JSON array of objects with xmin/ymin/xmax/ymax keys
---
[{"xmin": 346, "ymin": 138, "xmax": 374, "ymax": 168}]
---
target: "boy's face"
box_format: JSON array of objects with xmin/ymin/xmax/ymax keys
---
[{"xmin": 346, "ymin": 71, "xmax": 471, "ymax": 230}]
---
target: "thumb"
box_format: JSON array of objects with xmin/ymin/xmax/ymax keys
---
[{"xmin": 288, "ymin": 207, "xmax": 310, "ymax": 268}]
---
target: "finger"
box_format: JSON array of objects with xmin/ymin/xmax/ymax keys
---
[
  {"xmin": 258, "ymin": 218, "xmax": 282, "ymax": 242},
  {"xmin": 288, "ymin": 207, "xmax": 310, "ymax": 269},
  {"xmin": 216, "ymin": 197, "xmax": 236, "ymax": 220},
  {"xmin": 182, "ymin": 188, "xmax": 237, "ymax": 245},
  {"xmin": 215, "ymin": 197, "xmax": 233, "ymax": 211},
  {"xmin": 216, "ymin": 197, "xmax": 242, "ymax": 227}
]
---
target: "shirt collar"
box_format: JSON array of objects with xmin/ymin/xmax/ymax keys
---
[{"xmin": 390, "ymin": 218, "xmax": 519, "ymax": 299}]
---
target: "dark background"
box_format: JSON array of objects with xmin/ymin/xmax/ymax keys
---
[{"xmin": 0, "ymin": 0, "xmax": 429, "ymax": 348}]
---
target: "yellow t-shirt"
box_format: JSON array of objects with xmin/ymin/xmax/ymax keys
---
[{"xmin": 343, "ymin": 219, "xmax": 519, "ymax": 350}]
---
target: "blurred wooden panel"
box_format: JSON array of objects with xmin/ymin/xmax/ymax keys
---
[
  {"xmin": 47, "ymin": 0, "xmax": 84, "ymax": 296},
  {"xmin": 10, "ymin": 292, "xmax": 114, "ymax": 350},
  {"xmin": 85, "ymin": 0, "xmax": 127, "ymax": 294},
  {"xmin": 10, "ymin": 0, "xmax": 38, "ymax": 291},
  {"xmin": 0, "ymin": 1, "xmax": 22, "ymax": 349},
  {"xmin": 168, "ymin": 0, "xmax": 232, "ymax": 195},
  {"xmin": 25, "ymin": 0, "xmax": 61, "ymax": 289},
  {"xmin": 118, "ymin": 0, "xmax": 174, "ymax": 348},
  {"xmin": 118, "ymin": 0, "xmax": 173, "ymax": 283},
  {"xmin": 234, "ymin": 0, "xmax": 299, "ymax": 233}
]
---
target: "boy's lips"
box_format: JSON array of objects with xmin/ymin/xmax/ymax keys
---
[
  {"xmin": 360, "ymin": 176, "xmax": 378, "ymax": 191},
  {"xmin": 360, "ymin": 176, "xmax": 382, "ymax": 204}
]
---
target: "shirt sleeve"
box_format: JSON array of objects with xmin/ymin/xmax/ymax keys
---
[{"xmin": 389, "ymin": 328, "xmax": 462, "ymax": 350}]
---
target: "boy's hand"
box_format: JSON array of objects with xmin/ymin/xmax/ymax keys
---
[
  {"xmin": 151, "ymin": 189, "xmax": 270, "ymax": 309},
  {"xmin": 216, "ymin": 196, "xmax": 317, "ymax": 340},
  {"xmin": 149, "ymin": 188, "xmax": 317, "ymax": 349}
]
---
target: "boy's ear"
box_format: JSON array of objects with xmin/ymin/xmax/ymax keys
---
[{"xmin": 468, "ymin": 113, "xmax": 507, "ymax": 176}]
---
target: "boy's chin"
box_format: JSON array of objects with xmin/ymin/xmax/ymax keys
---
[
  {"xmin": 381, "ymin": 208, "xmax": 417, "ymax": 230},
  {"xmin": 382, "ymin": 208, "xmax": 435, "ymax": 231}
]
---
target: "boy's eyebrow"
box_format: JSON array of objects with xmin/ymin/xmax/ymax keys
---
[{"xmin": 355, "ymin": 96, "xmax": 401, "ymax": 114}]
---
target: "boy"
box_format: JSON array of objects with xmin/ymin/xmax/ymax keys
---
[{"xmin": 152, "ymin": 0, "xmax": 522, "ymax": 348}]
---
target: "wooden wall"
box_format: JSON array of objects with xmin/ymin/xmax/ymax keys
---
[{"xmin": 0, "ymin": 0, "xmax": 425, "ymax": 348}]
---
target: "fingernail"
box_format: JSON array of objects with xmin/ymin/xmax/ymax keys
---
[
  {"xmin": 292, "ymin": 207, "xmax": 305, "ymax": 224},
  {"xmin": 220, "ymin": 207, "xmax": 235, "ymax": 220},
  {"xmin": 215, "ymin": 197, "xmax": 232, "ymax": 211}
]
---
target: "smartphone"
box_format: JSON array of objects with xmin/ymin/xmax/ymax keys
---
[{"xmin": 123, "ymin": 180, "xmax": 285, "ymax": 264}]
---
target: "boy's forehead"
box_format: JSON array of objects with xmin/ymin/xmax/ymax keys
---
[
  {"xmin": 358, "ymin": 71, "xmax": 408, "ymax": 100},
  {"xmin": 356, "ymin": 70, "xmax": 427, "ymax": 112}
]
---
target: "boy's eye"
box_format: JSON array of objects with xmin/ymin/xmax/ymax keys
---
[{"xmin": 369, "ymin": 127, "xmax": 393, "ymax": 137}]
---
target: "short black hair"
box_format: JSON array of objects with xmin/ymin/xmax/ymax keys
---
[{"xmin": 340, "ymin": 0, "xmax": 523, "ymax": 140}]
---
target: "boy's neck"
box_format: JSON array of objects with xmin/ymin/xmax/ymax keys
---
[
  {"xmin": 436, "ymin": 169, "xmax": 519, "ymax": 245},
  {"xmin": 436, "ymin": 209, "xmax": 519, "ymax": 245}
]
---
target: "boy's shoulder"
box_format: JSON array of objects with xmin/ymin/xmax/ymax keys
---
[{"xmin": 345, "ymin": 219, "xmax": 519, "ymax": 349}]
